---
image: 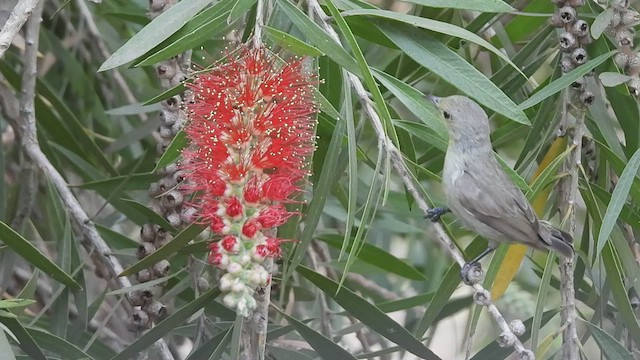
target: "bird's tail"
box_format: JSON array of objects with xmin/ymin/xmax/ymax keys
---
[{"xmin": 539, "ymin": 220, "xmax": 574, "ymax": 258}]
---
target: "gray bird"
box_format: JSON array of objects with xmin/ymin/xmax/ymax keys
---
[{"xmin": 426, "ymin": 95, "xmax": 573, "ymax": 284}]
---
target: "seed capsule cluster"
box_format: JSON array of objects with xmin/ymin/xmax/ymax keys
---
[
  {"xmin": 551, "ymin": 0, "xmax": 595, "ymax": 107},
  {"xmin": 607, "ymin": 0, "xmax": 640, "ymax": 97},
  {"xmin": 128, "ymin": 1, "xmax": 208, "ymax": 332}
]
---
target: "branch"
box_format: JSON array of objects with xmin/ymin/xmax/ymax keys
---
[
  {"xmin": 13, "ymin": 3, "xmax": 174, "ymax": 359},
  {"xmin": 306, "ymin": 0, "xmax": 534, "ymax": 358},
  {"xmin": 252, "ymin": 0, "xmax": 265, "ymax": 48},
  {"xmin": 0, "ymin": 0, "xmax": 41, "ymax": 59},
  {"xmin": 558, "ymin": 91, "xmax": 583, "ymax": 360}
]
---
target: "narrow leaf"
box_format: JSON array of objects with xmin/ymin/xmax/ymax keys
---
[
  {"xmin": 275, "ymin": 310, "xmax": 358, "ymax": 360},
  {"xmin": 111, "ymin": 287, "xmax": 220, "ymax": 360},
  {"xmin": 297, "ymin": 266, "xmax": 440, "ymax": 359},
  {"xmin": 0, "ymin": 222, "xmax": 81, "ymax": 289},
  {"xmin": 379, "ymin": 23, "xmax": 529, "ymax": 125},
  {"xmin": 119, "ymin": 223, "xmax": 206, "ymax": 276},
  {"xmin": 0, "ymin": 317, "xmax": 46, "ymax": 360},
  {"xmin": 599, "ymin": 72, "xmax": 632, "ymax": 87},
  {"xmin": 343, "ymin": 9, "xmax": 524, "ymax": 78},
  {"xmin": 264, "ymin": 27, "xmax": 324, "ymax": 56},
  {"xmin": 519, "ymin": 50, "xmax": 617, "ymax": 109},
  {"xmin": 276, "ymin": 0, "xmax": 360, "ymax": 75},
  {"xmin": 582, "ymin": 320, "xmax": 635, "ymax": 360},
  {"xmin": 597, "ymin": 146, "xmax": 640, "ymax": 256},
  {"xmin": 591, "ymin": 8, "xmax": 614, "ymax": 40},
  {"xmin": 397, "ymin": 0, "xmax": 513, "ymax": 12},
  {"xmin": 99, "ymin": 0, "xmax": 214, "ymax": 71}
]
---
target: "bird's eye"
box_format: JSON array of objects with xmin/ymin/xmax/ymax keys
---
[{"xmin": 443, "ymin": 111, "xmax": 451, "ymax": 119}]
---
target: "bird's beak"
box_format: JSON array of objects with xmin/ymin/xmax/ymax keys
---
[{"xmin": 427, "ymin": 95, "xmax": 440, "ymax": 106}]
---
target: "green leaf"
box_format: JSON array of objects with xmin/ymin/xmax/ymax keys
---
[
  {"xmin": 0, "ymin": 221, "xmax": 81, "ymax": 290},
  {"xmin": 153, "ymin": 131, "xmax": 187, "ymax": 172},
  {"xmin": 591, "ymin": 7, "xmax": 614, "ymax": 40},
  {"xmin": 119, "ymin": 223, "xmax": 206, "ymax": 276},
  {"xmin": 119, "ymin": 199, "xmax": 177, "ymax": 233},
  {"xmin": 599, "ymin": 72, "xmax": 632, "ymax": 87},
  {"xmin": 297, "ymin": 266, "xmax": 440, "ymax": 359},
  {"xmin": 0, "ymin": 317, "xmax": 46, "ymax": 360},
  {"xmin": 319, "ymin": 234, "xmax": 427, "ymax": 280},
  {"xmin": 185, "ymin": 325, "xmax": 233, "ymax": 360},
  {"xmin": 283, "ymin": 108, "xmax": 345, "ymax": 282},
  {"xmin": 105, "ymin": 103, "xmax": 162, "ymax": 116},
  {"xmin": 107, "ymin": 272, "xmax": 182, "ymax": 296},
  {"xmin": 73, "ymin": 173, "xmax": 159, "ymax": 192},
  {"xmin": 582, "ymin": 320, "xmax": 635, "ymax": 360},
  {"xmin": 274, "ymin": 310, "xmax": 357, "ymax": 360},
  {"xmin": 0, "ymin": 299, "xmax": 36, "ymax": 310},
  {"xmin": 602, "ymin": 242, "xmax": 640, "ymax": 344},
  {"xmin": 393, "ymin": 120, "xmax": 448, "ymax": 151},
  {"xmin": 597, "ymin": 146, "xmax": 640, "ymax": 256},
  {"xmin": 95, "ymin": 225, "xmax": 138, "ymax": 250},
  {"xmin": 397, "ymin": 0, "xmax": 513, "ymax": 12},
  {"xmin": 378, "ymin": 23, "xmax": 529, "ymax": 125},
  {"xmin": 518, "ymin": 50, "xmax": 617, "ymax": 109},
  {"xmin": 342, "ymin": 9, "xmax": 524, "ymax": 78},
  {"xmin": 229, "ymin": 0, "xmax": 258, "ymax": 22},
  {"xmin": 28, "ymin": 328, "xmax": 94, "ymax": 360},
  {"xmin": 111, "ymin": 287, "xmax": 220, "ymax": 360},
  {"xmin": 143, "ymin": 83, "xmax": 187, "ymax": 105},
  {"xmin": 264, "ymin": 27, "xmax": 324, "ymax": 56},
  {"xmin": 99, "ymin": 0, "xmax": 214, "ymax": 71},
  {"xmin": 372, "ymin": 69, "xmax": 448, "ymax": 140},
  {"xmin": 0, "ymin": 328, "xmax": 16, "ymax": 360},
  {"xmin": 136, "ymin": 12, "xmax": 231, "ymax": 66},
  {"xmin": 276, "ymin": 0, "xmax": 360, "ymax": 75}
]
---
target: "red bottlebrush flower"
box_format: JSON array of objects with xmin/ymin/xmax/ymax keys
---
[
  {"xmin": 209, "ymin": 252, "xmax": 223, "ymax": 266},
  {"xmin": 221, "ymin": 235, "xmax": 239, "ymax": 252},
  {"xmin": 265, "ymin": 238, "xmax": 282, "ymax": 256},
  {"xmin": 225, "ymin": 197, "xmax": 243, "ymax": 218},
  {"xmin": 209, "ymin": 215, "xmax": 226, "ymax": 233},
  {"xmin": 256, "ymin": 204, "xmax": 291, "ymax": 228},
  {"xmin": 208, "ymin": 242, "xmax": 220, "ymax": 254},
  {"xmin": 179, "ymin": 44, "xmax": 316, "ymax": 316},
  {"xmin": 242, "ymin": 220, "xmax": 260, "ymax": 239},
  {"xmin": 253, "ymin": 244, "xmax": 269, "ymax": 259}
]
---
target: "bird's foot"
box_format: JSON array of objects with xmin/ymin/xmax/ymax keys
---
[
  {"xmin": 461, "ymin": 262, "xmax": 484, "ymax": 285},
  {"xmin": 425, "ymin": 207, "xmax": 450, "ymax": 222}
]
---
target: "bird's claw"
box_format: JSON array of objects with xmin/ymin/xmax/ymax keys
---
[
  {"xmin": 425, "ymin": 207, "xmax": 449, "ymax": 222},
  {"xmin": 461, "ymin": 262, "xmax": 484, "ymax": 285}
]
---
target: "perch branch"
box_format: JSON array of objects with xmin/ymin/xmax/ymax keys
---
[{"xmin": 0, "ymin": 0, "xmax": 41, "ymax": 59}]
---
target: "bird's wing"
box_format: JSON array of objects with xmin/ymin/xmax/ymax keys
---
[{"xmin": 454, "ymin": 168, "xmax": 544, "ymax": 245}]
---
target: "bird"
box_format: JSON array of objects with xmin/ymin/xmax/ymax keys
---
[{"xmin": 425, "ymin": 95, "xmax": 573, "ymax": 284}]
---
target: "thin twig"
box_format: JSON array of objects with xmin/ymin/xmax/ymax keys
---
[
  {"xmin": 306, "ymin": 0, "xmax": 533, "ymax": 357},
  {"xmin": 0, "ymin": 0, "xmax": 41, "ymax": 59},
  {"xmin": 559, "ymin": 90, "xmax": 582, "ymax": 360},
  {"xmin": 307, "ymin": 242, "xmax": 334, "ymax": 338},
  {"xmin": 252, "ymin": 0, "xmax": 265, "ymax": 48}
]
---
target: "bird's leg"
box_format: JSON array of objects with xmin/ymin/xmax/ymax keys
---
[
  {"xmin": 460, "ymin": 246, "xmax": 496, "ymax": 285},
  {"xmin": 425, "ymin": 207, "xmax": 451, "ymax": 222}
]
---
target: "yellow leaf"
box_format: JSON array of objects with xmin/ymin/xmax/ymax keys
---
[{"xmin": 491, "ymin": 136, "xmax": 567, "ymax": 299}]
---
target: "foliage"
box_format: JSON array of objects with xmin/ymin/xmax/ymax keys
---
[{"xmin": 0, "ymin": 0, "xmax": 639, "ymax": 359}]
